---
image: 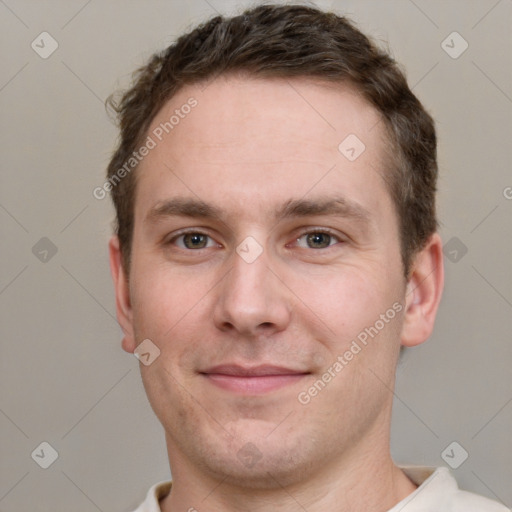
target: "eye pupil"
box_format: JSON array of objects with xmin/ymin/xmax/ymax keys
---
[
  {"xmin": 184, "ymin": 233, "xmax": 207, "ymax": 249},
  {"xmin": 307, "ymin": 233, "xmax": 330, "ymax": 248}
]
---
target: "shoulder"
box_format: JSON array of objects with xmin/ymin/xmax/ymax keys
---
[
  {"xmin": 449, "ymin": 488, "xmax": 510, "ymax": 512},
  {"xmin": 397, "ymin": 467, "xmax": 509, "ymax": 512},
  {"xmin": 130, "ymin": 481, "xmax": 172, "ymax": 512}
]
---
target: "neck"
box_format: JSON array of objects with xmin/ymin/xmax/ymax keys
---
[{"xmin": 160, "ymin": 429, "xmax": 417, "ymax": 512}]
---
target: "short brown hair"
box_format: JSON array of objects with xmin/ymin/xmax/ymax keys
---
[{"xmin": 106, "ymin": 3, "xmax": 438, "ymax": 276}]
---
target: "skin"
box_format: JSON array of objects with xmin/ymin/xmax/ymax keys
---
[{"xmin": 109, "ymin": 75, "xmax": 444, "ymax": 511}]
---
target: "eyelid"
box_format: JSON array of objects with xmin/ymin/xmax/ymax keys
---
[
  {"xmin": 165, "ymin": 228, "xmax": 221, "ymax": 249},
  {"xmin": 289, "ymin": 227, "xmax": 346, "ymax": 249},
  {"xmin": 294, "ymin": 227, "xmax": 344, "ymax": 240}
]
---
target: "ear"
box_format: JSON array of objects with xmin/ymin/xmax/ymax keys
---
[
  {"xmin": 109, "ymin": 236, "xmax": 136, "ymax": 353},
  {"xmin": 401, "ymin": 232, "xmax": 444, "ymax": 347}
]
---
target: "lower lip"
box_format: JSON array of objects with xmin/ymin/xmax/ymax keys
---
[{"xmin": 203, "ymin": 373, "xmax": 307, "ymax": 394}]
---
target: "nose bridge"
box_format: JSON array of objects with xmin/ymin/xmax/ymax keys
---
[
  {"xmin": 228, "ymin": 240, "xmax": 273, "ymax": 308},
  {"xmin": 231, "ymin": 240, "xmax": 271, "ymax": 298}
]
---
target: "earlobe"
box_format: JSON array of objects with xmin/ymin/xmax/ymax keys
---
[
  {"xmin": 109, "ymin": 236, "xmax": 136, "ymax": 353},
  {"xmin": 401, "ymin": 233, "xmax": 444, "ymax": 347}
]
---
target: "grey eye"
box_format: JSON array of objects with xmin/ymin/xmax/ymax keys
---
[
  {"xmin": 295, "ymin": 231, "xmax": 339, "ymax": 249},
  {"xmin": 174, "ymin": 233, "xmax": 216, "ymax": 249}
]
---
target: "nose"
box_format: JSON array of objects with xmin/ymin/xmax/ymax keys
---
[{"xmin": 212, "ymin": 241, "xmax": 292, "ymax": 338}]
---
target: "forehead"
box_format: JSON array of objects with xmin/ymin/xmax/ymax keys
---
[
  {"xmin": 134, "ymin": 75, "xmax": 392, "ymax": 222},
  {"xmin": 149, "ymin": 75, "xmax": 383, "ymax": 159}
]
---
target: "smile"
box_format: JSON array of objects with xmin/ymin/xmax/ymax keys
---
[{"xmin": 200, "ymin": 364, "xmax": 310, "ymax": 394}]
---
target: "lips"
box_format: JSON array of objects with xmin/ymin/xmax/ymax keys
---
[
  {"xmin": 200, "ymin": 364, "xmax": 310, "ymax": 394},
  {"xmin": 203, "ymin": 364, "xmax": 308, "ymax": 377}
]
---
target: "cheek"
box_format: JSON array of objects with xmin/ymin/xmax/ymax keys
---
[
  {"xmin": 292, "ymin": 265, "xmax": 391, "ymax": 335},
  {"xmin": 130, "ymin": 264, "xmax": 207, "ymax": 341},
  {"xmin": 290, "ymin": 263, "xmax": 405, "ymax": 381}
]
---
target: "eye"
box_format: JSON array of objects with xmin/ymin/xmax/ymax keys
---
[
  {"xmin": 294, "ymin": 230, "xmax": 342, "ymax": 249},
  {"xmin": 171, "ymin": 232, "xmax": 218, "ymax": 250}
]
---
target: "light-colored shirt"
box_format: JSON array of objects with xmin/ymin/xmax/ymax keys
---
[{"xmin": 131, "ymin": 466, "xmax": 509, "ymax": 511}]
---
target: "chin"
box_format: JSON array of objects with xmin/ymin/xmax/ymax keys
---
[
  {"xmin": 206, "ymin": 451, "xmax": 314, "ymax": 490},
  {"xmin": 191, "ymin": 426, "xmax": 320, "ymax": 490}
]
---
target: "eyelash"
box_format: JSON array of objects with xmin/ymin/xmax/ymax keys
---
[
  {"xmin": 167, "ymin": 228, "xmax": 344, "ymax": 251},
  {"xmin": 290, "ymin": 228, "xmax": 343, "ymax": 249},
  {"xmin": 166, "ymin": 229, "xmax": 219, "ymax": 250}
]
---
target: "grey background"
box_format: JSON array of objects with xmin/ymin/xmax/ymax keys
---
[{"xmin": 1, "ymin": 0, "xmax": 511, "ymax": 510}]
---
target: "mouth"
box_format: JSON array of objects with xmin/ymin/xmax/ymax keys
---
[{"xmin": 200, "ymin": 364, "xmax": 310, "ymax": 394}]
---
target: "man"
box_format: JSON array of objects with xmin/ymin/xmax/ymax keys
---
[{"xmin": 106, "ymin": 4, "xmax": 508, "ymax": 511}]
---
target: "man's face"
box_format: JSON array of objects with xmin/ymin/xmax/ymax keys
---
[{"xmin": 120, "ymin": 76, "xmax": 410, "ymax": 486}]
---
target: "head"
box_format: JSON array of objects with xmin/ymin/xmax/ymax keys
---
[
  {"xmin": 107, "ymin": 4, "xmax": 438, "ymax": 279},
  {"xmin": 108, "ymin": 4, "xmax": 443, "ymax": 489}
]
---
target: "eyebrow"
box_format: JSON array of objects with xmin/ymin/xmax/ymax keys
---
[
  {"xmin": 145, "ymin": 196, "xmax": 372, "ymax": 226},
  {"xmin": 276, "ymin": 197, "xmax": 371, "ymax": 225},
  {"xmin": 146, "ymin": 197, "xmax": 224, "ymax": 223}
]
